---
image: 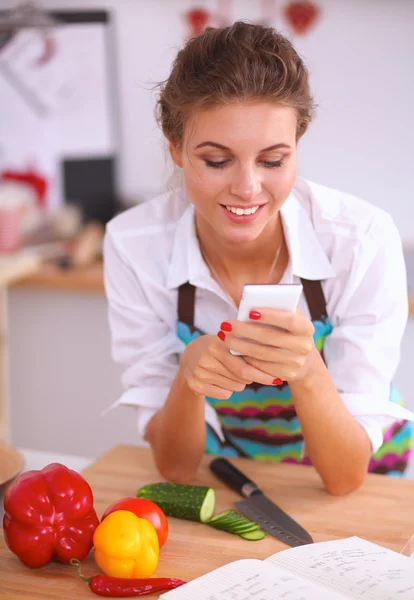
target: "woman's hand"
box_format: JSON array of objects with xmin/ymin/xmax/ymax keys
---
[
  {"xmin": 217, "ymin": 308, "xmax": 317, "ymax": 384},
  {"xmin": 180, "ymin": 334, "xmax": 277, "ymax": 400}
]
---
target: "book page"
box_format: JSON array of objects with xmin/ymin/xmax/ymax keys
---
[
  {"xmin": 160, "ymin": 558, "xmax": 348, "ymax": 600},
  {"xmin": 266, "ymin": 536, "xmax": 414, "ymax": 600}
]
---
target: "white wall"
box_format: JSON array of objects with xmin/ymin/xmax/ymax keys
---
[{"xmin": 4, "ymin": 0, "xmax": 414, "ymax": 459}]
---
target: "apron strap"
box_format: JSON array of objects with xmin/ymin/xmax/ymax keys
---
[
  {"xmin": 177, "ymin": 279, "xmax": 328, "ymax": 326},
  {"xmin": 177, "ymin": 281, "xmax": 196, "ymax": 327},
  {"xmin": 300, "ymin": 278, "xmax": 328, "ymax": 322}
]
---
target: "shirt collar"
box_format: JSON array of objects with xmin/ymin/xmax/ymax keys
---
[
  {"xmin": 166, "ymin": 201, "xmax": 212, "ymax": 290},
  {"xmin": 166, "ymin": 181, "xmax": 336, "ymax": 290},
  {"xmin": 280, "ymin": 183, "xmax": 336, "ymax": 280}
]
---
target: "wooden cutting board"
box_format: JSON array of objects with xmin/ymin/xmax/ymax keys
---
[{"xmin": 1, "ymin": 445, "xmax": 414, "ymax": 599}]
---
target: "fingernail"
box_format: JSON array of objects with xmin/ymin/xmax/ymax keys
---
[
  {"xmin": 217, "ymin": 331, "xmax": 226, "ymax": 341},
  {"xmin": 249, "ymin": 310, "xmax": 261, "ymax": 320},
  {"xmin": 220, "ymin": 321, "xmax": 232, "ymax": 332},
  {"xmin": 273, "ymin": 378, "xmax": 283, "ymax": 385}
]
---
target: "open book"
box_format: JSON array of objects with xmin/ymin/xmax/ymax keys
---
[{"xmin": 161, "ymin": 536, "xmax": 414, "ymax": 600}]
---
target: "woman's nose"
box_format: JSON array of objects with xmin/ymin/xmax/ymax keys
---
[{"xmin": 230, "ymin": 166, "xmax": 262, "ymax": 201}]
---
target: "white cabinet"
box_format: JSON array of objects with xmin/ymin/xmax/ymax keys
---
[{"xmin": 8, "ymin": 288, "xmax": 143, "ymax": 459}]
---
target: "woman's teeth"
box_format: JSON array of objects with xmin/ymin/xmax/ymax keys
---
[{"xmin": 225, "ymin": 205, "xmax": 260, "ymax": 215}]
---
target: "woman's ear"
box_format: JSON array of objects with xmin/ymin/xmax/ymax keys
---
[{"xmin": 169, "ymin": 141, "xmax": 183, "ymax": 168}]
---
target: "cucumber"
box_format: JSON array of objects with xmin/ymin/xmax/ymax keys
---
[
  {"xmin": 206, "ymin": 509, "xmax": 266, "ymax": 541},
  {"xmin": 136, "ymin": 482, "xmax": 216, "ymax": 522},
  {"xmin": 240, "ymin": 529, "xmax": 267, "ymax": 541}
]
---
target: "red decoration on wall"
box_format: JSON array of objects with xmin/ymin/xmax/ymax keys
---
[
  {"xmin": 284, "ymin": 1, "xmax": 321, "ymax": 35},
  {"xmin": 184, "ymin": 7, "xmax": 210, "ymax": 38},
  {"xmin": 1, "ymin": 168, "xmax": 48, "ymax": 206}
]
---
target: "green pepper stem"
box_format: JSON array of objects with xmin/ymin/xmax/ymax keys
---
[{"xmin": 69, "ymin": 558, "xmax": 92, "ymax": 584}]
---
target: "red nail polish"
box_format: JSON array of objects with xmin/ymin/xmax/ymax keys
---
[
  {"xmin": 273, "ymin": 378, "xmax": 283, "ymax": 385},
  {"xmin": 249, "ymin": 310, "xmax": 261, "ymax": 320},
  {"xmin": 217, "ymin": 331, "xmax": 226, "ymax": 341},
  {"xmin": 220, "ymin": 321, "xmax": 232, "ymax": 332}
]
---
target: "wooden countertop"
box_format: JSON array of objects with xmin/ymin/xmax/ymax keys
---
[
  {"xmin": 12, "ymin": 260, "xmax": 104, "ymax": 293},
  {"xmin": 1, "ymin": 445, "xmax": 414, "ymax": 599},
  {"xmin": 0, "ymin": 253, "xmax": 41, "ymax": 287}
]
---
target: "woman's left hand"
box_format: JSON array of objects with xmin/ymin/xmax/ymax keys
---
[{"xmin": 218, "ymin": 308, "xmax": 318, "ymax": 384}]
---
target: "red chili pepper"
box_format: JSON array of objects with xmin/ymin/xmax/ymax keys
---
[{"xmin": 70, "ymin": 559, "xmax": 187, "ymax": 597}]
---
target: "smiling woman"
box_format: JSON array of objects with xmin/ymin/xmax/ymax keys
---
[
  {"xmin": 103, "ymin": 21, "xmax": 413, "ymax": 495},
  {"xmin": 170, "ymin": 102, "xmax": 297, "ymax": 253}
]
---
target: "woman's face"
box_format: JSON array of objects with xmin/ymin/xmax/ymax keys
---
[{"xmin": 171, "ymin": 101, "xmax": 298, "ymax": 244}]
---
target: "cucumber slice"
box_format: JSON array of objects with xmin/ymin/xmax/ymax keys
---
[
  {"xmin": 136, "ymin": 482, "xmax": 216, "ymax": 522},
  {"xmin": 229, "ymin": 522, "xmax": 259, "ymax": 534},
  {"xmin": 207, "ymin": 509, "xmax": 233, "ymax": 525},
  {"xmin": 240, "ymin": 529, "xmax": 266, "ymax": 541},
  {"xmin": 207, "ymin": 509, "xmax": 266, "ymax": 541}
]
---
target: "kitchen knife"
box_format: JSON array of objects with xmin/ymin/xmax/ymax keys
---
[{"xmin": 209, "ymin": 457, "xmax": 313, "ymax": 547}]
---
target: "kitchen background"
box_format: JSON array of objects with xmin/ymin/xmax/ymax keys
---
[{"xmin": 1, "ymin": 0, "xmax": 414, "ymax": 475}]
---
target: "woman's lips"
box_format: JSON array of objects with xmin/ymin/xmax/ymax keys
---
[{"xmin": 220, "ymin": 204, "xmax": 265, "ymax": 223}]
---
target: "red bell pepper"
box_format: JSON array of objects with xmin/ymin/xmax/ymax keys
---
[{"xmin": 3, "ymin": 463, "xmax": 99, "ymax": 568}]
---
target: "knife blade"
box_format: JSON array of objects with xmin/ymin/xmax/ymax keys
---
[{"xmin": 209, "ymin": 457, "xmax": 313, "ymax": 547}]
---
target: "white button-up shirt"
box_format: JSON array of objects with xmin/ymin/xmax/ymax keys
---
[{"xmin": 103, "ymin": 178, "xmax": 413, "ymax": 453}]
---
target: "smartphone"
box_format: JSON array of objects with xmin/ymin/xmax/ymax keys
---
[{"xmin": 230, "ymin": 283, "xmax": 303, "ymax": 356}]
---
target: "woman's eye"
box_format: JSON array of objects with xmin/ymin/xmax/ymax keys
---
[
  {"xmin": 263, "ymin": 160, "xmax": 284, "ymax": 168},
  {"xmin": 204, "ymin": 159, "xmax": 231, "ymax": 169},
  {"xmin": 203, "ymin": 158, "xmax": 284, "ymax": 169}
]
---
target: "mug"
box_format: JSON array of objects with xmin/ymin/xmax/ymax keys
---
[{"xmin": 0, "ymin": 205, "xmax": 22, "ymax": 253}]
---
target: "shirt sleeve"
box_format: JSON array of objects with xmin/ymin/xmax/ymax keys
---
[
  {"xmin": 103, "ymin": 230, "xmax": 229, "ymax": 442},
  {"xmin": 324, "ymin": 214, "xmax": 413, "ymax": 453},
  {"xmin": 103, "ymin": 230, "xmax": 184, "ymax": 437}
]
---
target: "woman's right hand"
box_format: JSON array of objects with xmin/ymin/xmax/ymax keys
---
[{"xmin": 180, "ymin": 334, "xmax": 276, "ymax": 400}]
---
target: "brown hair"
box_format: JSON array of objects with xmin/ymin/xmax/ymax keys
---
[{"xmin": 157, "ymin": 21, "xmax": 314, "ymax": 145}]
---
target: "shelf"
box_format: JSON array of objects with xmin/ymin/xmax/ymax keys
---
[
  {"xmin": 0, "ymin": 254, "xmax": 41, "ymax": 287},
  {"xmin": 12, "ymin": 261, "xmax": 105, "ymax": 293}
]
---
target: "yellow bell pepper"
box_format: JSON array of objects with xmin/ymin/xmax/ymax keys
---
[{"xmin": 93, "ymin": 509, "xmax": 159, "ymax": 578}]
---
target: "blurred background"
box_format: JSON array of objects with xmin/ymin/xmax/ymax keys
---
[{"xmin": 0, "ymin": 0, "xmax": 413, "ymax": 480}]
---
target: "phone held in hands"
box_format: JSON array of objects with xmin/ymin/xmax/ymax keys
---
[{"xmin": 230, "ymin": 283, "xmax": 303, "ymax": 356}]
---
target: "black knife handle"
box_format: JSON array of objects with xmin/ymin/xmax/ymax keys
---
[{"xmin": 209, "ymin": 458, "xmax": 262, "ymax": 498}]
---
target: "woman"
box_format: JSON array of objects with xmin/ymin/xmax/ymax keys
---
[{"xmin": 104, "ymin": 21, "xmax": 413, "ymax": 494}]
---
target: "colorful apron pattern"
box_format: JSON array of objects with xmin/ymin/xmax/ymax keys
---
[{"xmin": 177, "ymin": 279, "xmax": 412, "ymax": 477}]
